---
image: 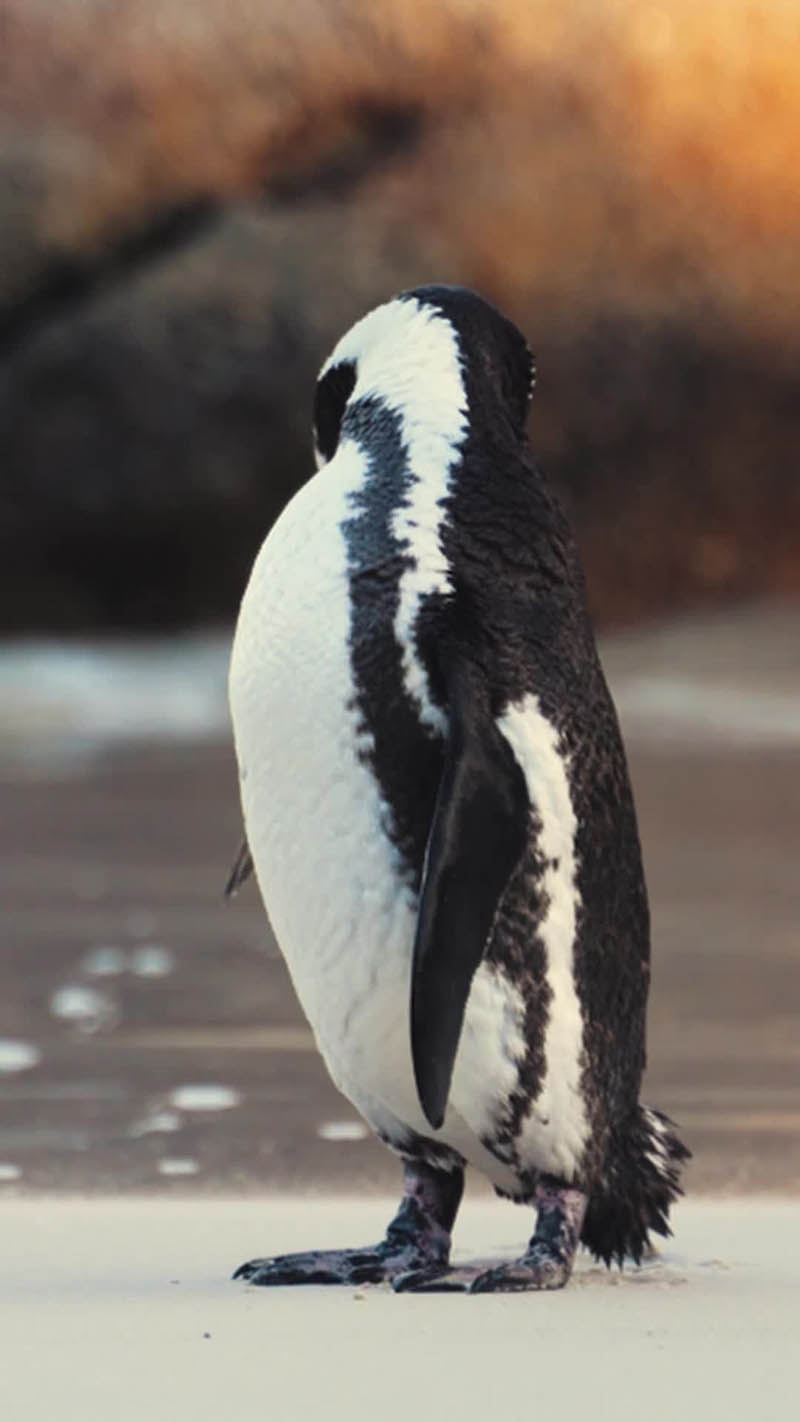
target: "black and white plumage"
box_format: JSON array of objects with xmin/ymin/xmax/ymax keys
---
[{"xmin": 228, "ymin": 286, "xmax": 688, "ymax": 1292}]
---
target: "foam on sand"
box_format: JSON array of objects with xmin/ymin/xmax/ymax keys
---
[
  {"xmin": 2, "ymin": 604, "xmax": 799, "ymax": 773},
  {"xmin": 2, "ymin": 1196, "xmax": 794, "ymax": 1422}
]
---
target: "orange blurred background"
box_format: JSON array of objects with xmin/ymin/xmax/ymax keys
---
[{"xmin": 2, "ymin": 0, "xmax": 800, "ymax": 629}]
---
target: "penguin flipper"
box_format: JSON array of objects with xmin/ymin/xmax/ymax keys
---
[
  {"xmin": 411, "ymin": 663, "xmax": 529, "ymax": 1131},
  {"xmin": 224, "ymin": 838, "xmax": 253, "ymax": 898}
]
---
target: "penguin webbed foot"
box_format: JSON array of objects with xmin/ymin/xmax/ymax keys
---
[
  {"xmin": 468, "ymin": 1242, "xmax": 572, "ymax": 1293},
  {"xmin": 391, "ymin": 1247, "xmax": 570, "ymax": 1293},
  {"xmin": 233, "ymin": 1242, "xmax": 428, "ymax": 1287},
  {"xmin": 234, "ymin": 1158, "xmax": 465, "ymax": 1288}
]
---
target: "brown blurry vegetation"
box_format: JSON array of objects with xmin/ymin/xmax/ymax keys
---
[{"xmin": 2, "ymin": 0, "xmax": 799, "ymax": 629}]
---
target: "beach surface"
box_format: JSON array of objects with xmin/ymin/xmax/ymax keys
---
[{"xmin": 3, "ymin": 1194, "xmax": 796, "ymax": 1422}]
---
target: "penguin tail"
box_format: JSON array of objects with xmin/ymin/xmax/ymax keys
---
[{"xmin": 580, "ymin": 1105, "xmax": 691, "ymax": 1267}]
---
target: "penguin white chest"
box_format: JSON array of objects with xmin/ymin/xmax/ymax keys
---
[{"xmin": 229, "ymin": 442, "xmax": 425, "ymax": 1129}]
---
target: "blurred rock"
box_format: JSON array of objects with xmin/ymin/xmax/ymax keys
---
[
  {"xmin": 0, "ymin": 203, "xmax": 446, "ymax": 629},
  {"xmin": 2, "ymin": 0, "xmax": 800, "ymax": 630}
]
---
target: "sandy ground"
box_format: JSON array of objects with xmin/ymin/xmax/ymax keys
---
[{"xmin": 3, "ymin": 1195, "xmax": 796, "ymax": 1422}]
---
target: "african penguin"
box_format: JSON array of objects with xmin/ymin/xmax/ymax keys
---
[{"xmin": 228, "ymin": 285, "xmax": 689, "ymax": 1292}]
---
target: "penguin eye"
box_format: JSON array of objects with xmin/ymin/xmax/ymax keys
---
[{"xmin": 313, "ymin": 360, "xmax": 357, "ymax": 464}]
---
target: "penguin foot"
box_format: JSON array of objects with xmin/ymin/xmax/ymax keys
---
[
  {"xmin": 469, "ymin": 1179, "xmax": 588, "ymax": 1293},
  {"xmin": 390, "ymin": 1250, "xmax": 569, "ymax": 1293},
  {"xmin": 234, "ymin": 1158, "xmax": 465, "ymax": 1288},
  {"xmin": 468, "ymin": 1243, "xmax": 571, "ymax": 1292},
  {"xmin": 234, "ymin": 1242, "xmax": 431, "ymax": 1287}
]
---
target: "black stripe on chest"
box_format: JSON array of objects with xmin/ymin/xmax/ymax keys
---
[{"xmin": 340, "ymin": 396, "xmax": 446, "ymax": 889}]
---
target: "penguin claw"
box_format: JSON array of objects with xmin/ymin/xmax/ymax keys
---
[{"xmin": 233, "ymin": 1258, "xmax": 265, "ymax": 1281}]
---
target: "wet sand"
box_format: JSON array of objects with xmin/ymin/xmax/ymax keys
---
[{"xmin": 1, "ymin": 603, "xmax": 799, "ymax": 1196}]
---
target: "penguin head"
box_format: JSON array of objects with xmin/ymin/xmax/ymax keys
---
[{"xmin": 313, "ymin": 285, "xmax": 535, "ymax": 468}]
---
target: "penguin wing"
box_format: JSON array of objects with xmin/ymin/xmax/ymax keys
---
[
  {"xmin": 411, "ymin": 663, "xmax": 529, "ymax": 1130},
  {"xmin": 224, "ymin": 838, "xmax": 253, "ymax": 898}
]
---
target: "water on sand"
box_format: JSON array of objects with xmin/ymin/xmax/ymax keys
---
[{"xmin": 1, "ymin": 603, "xmax": 798, "ymax": 1195}]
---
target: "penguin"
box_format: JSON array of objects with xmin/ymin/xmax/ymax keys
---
[{"xmin": 227, "ymin": 285, "xmax": 689, "ymax": 1293}]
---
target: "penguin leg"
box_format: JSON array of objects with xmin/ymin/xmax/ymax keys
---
[
  {"xmin": 396, "ymin": 1178, "xmax": 587, "ymax": 1294},
  {"xmin": 469, "ymin": 1179, "xmax": 587, "ymax": 1293},
  {"xmin": 233, "ymin": 1158, "xmax": 464, "ymax": 1287}
]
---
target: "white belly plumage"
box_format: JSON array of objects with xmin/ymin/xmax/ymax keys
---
[{"xmin": 229, "ymin": 442, "xmax": 532, "ymax": 1192}]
